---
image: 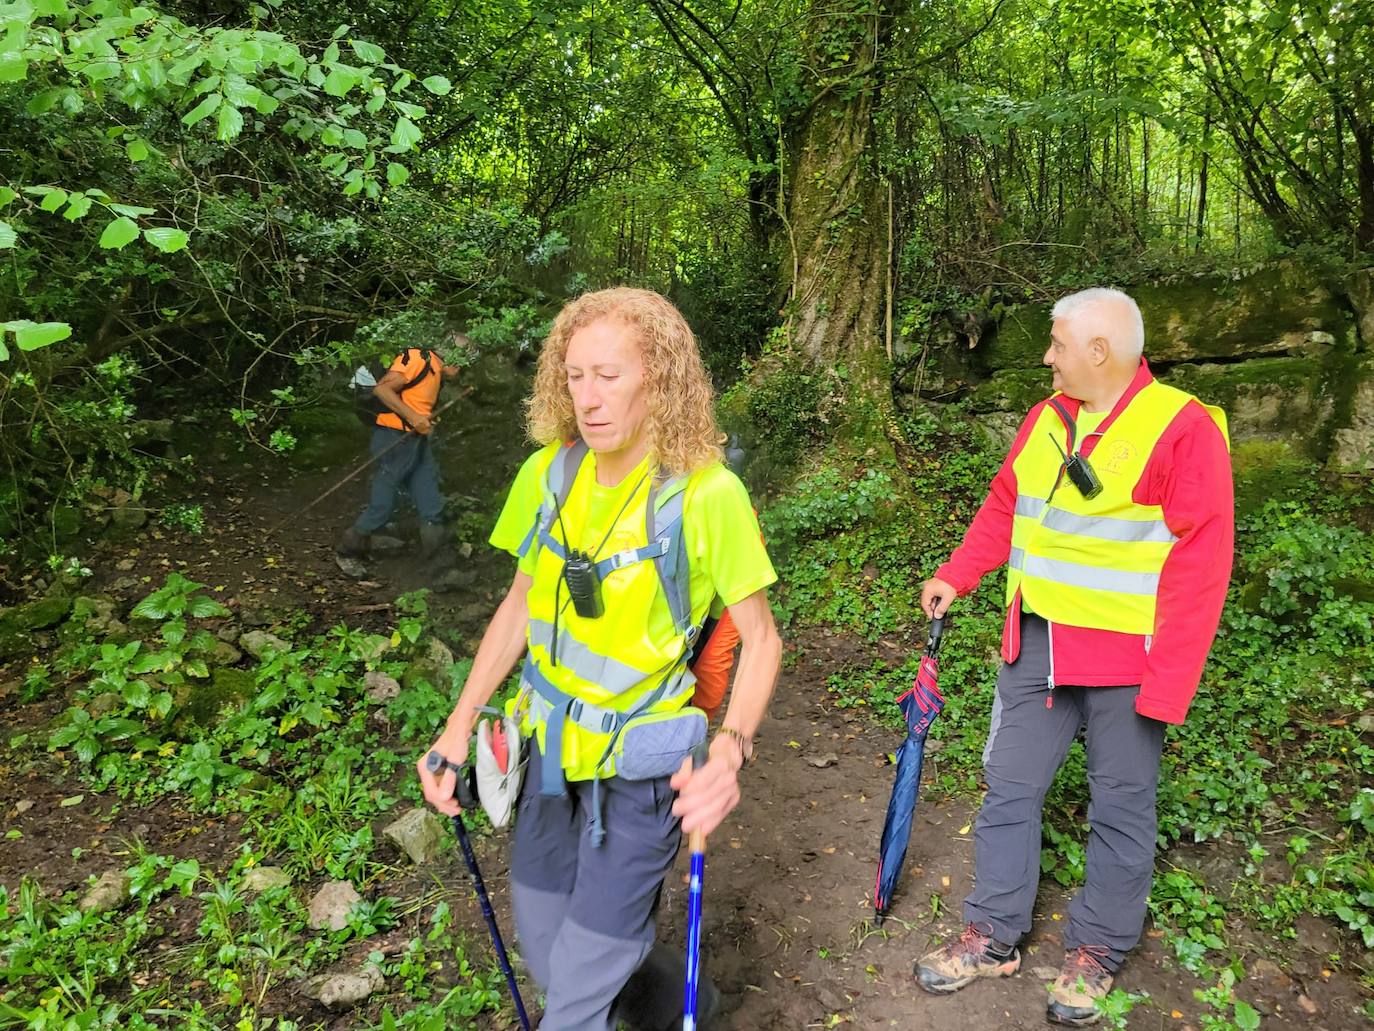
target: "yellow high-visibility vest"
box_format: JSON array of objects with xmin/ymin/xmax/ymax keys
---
[
  {"xmin": 515, "ymin": 444, "xmax": 704, "ymax": 783},
  {"xmin": 1007, "ymin": 381, "xmax": 1228, "ymax": 635}
]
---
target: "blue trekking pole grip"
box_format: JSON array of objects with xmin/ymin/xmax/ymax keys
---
[
  {"xmin": 425, "ymin": 750, "xmax": 532, "ymax": 1031},
  {"xmin": 683, "ymin": 741, "xmax": 710, "ymax": 1031}
]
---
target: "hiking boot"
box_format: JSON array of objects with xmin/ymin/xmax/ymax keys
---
[
  {"xmin": 337, "ymin": 527, "xmax": 368, "ymax": 556},
  {"xmin": 1046, "ymin": 946, "xmax": 1114, "ymax": 1026},
  {"xmin": 419, "ymin": 522, "xmax": 457, "ymax": 570},
  {"xmin": 614, "ymin": 944, "xmax": 722, "ymax": 1031},
  {"xmin": 915, "ymin": 922, "xmax": 1020, "ymax": 994},
  {"xmin": 335, "ymin": 528, "xmax": 369, "ymax": 579}
]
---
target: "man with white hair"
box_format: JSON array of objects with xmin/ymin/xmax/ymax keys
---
[{"xmin": 913, "ymin": 288, "xmax": 1233, "ymax": 1025}]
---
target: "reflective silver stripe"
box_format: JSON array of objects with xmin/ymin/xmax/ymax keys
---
[
  {"xmin": 1014, "ymin": 495, "xmax": 1046, "ymax": 519},
  {"xmin": 523, "ymin": 669, "xmax": 696, "ymax": 733},
  {"xmin": 1020, "ymin": 554, "xmax": 1160, "ymax": 595},
  {"xmin": 1040, "ymin": 507, "xmax": 1176, "ymax": 544},
  {"xmin": 1009, "ymin": 546, "xmax": 1026, "ymax": 570},
  {"xmin": 528, "ymin": 619, "xmax": 649, "ymax": 693}
]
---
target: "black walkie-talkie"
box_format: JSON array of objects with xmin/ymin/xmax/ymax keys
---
[{"xmin": 562, "ymin": 549, "xmax": 605, "ymax": 618}]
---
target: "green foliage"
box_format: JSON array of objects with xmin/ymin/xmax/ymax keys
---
[
  {"xmin": 10, "ymin": 579, "xmax": 507, "ymax": 1026},
  {"xmin": 723, "ymin": 331, "xmax": 832, "ymax": 465}
]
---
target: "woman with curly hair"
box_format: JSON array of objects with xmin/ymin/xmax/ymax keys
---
[{"xmin": 419, "ymin": 287, "xmax": 781, "ymax": 1029}]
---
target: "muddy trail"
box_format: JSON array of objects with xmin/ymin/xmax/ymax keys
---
[{"xmin": 1, "ymin": 359, "xmax": 1369, "ymax": 1029}]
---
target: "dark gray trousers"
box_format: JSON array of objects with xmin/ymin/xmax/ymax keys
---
[
  {"xmin": 963, "ymin": 613, "xmax": 1165, "ymax": 969},
  {"xmin": 510, "ymin": 745, "xmax": 684, "ymax": 1031}
]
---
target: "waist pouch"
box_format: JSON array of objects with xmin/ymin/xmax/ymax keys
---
[{"xmin": 611, "ymin": 707, "xmax": 708, "ymax": 781}]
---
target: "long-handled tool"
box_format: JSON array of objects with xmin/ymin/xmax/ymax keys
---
[
  {"xmin": 426, "ymin": 750, "xmax": 532, "ymax": 1031},
  {"xmin": 267, "ymin": 390, "xmax": 468, "ymax": 535},
  {"xmin": 682, "ymin": 741, "xmax": 709, "ymax": 1031}
]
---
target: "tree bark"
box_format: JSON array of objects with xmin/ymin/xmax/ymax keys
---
[{"xmin": 780, "ymin": 4, "xmax": 894, "ymax": 403}]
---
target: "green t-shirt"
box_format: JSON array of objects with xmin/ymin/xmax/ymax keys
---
[
  {"xmin": 1076, "ymin": 407, "xmax": 1109, "ymax": 442},
  {"xmin": 490, "ymin": 444, "xmax": 777, "ymax": 615}
]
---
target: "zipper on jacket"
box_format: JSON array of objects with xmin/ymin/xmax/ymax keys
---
[{"xmin": 1045, "ymin": 619, "xmax": 1056, "ymax": 709}]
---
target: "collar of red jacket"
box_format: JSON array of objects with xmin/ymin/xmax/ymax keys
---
[{"xmin": 1050, "ymin": 357, "xmax": 1155, "ymax": 421}]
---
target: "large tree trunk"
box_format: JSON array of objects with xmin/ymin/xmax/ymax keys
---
[{"xmin": 779, "ymin": 5, "xmax": 892, "ymax": 407}]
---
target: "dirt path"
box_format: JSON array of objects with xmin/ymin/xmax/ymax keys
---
[{"xmin": 649, "ymin": 652, "xmax": 1368, "ymax": 1030}]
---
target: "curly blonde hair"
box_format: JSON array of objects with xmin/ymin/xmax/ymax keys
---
[{"xmin": 527, "ymin": 288, "xmax": 724, "ymax": 476}]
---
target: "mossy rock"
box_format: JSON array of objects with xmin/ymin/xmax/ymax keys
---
[
  {"xmin": 173, "ymin": 667, "xmax": 257, "ymax": 729},
  {"xmin": 1160, "ymin": 355, "xmax": 1351, "ymax": 459},
  {"xmin": 287, "ymin": 395, "xmax": 370, "ymax": 472},
  {"xmin": 0, "ymin": 595, "xmax": 75, "ymax": 658},
  {"xmin": 1230, "ymin": 441, "xmax": 1318, "ymax": 519},
  {"xmin": 965, "ymin": 368, "xmax": 1051, "ymax": 414},
  {"xmin": 981, "ymin": 262, "xmax": 1354, "ymax": 373},
  {"xmin": 1329, "ymin": 357, "xmax": 1374, "ymax": 473}
]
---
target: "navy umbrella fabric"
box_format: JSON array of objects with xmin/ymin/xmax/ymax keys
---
[{"xmin": 873, "ymin": 608, "xmax": 947, "ymax": 924}]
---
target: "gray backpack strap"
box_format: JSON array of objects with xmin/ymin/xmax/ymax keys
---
[
  {"xmin": 645, "ymin": 473, "xmax": 695, "ymax": 642},
  {"xmin": 517, "ymin": 439, "xmax": 589, "ymax": 561}
]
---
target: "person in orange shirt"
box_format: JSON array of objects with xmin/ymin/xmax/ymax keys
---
[{"xmin": 336, "ymin": 342, "xmax": 462, "ymax": 576}]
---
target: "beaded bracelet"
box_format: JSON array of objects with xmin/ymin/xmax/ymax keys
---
[{"xmin": 717, "ymin": 725, "xmax": 754, "ymax": 764}]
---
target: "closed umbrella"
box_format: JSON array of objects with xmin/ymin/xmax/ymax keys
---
[{"xmin": 873, "ymin": 610, "xmax": 947, "ymax": 924}]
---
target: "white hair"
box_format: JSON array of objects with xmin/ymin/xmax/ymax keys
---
[{"xmin": 1051, "ymin": 287, "xmax": 1145, "ymax": 358}]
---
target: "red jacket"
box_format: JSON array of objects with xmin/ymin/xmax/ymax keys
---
[{"xmin": 935, "ymin": 361, "xmax": 1234, "ymax": 724}]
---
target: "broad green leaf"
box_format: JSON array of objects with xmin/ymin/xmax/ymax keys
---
[
  {"xmin": 1233, "ymin": 1001, "xmax": 1260, "ymax": 1031},
  {"xmin": 126, "ymin": 139, "xmax": 149, "ymax": 162},
  {"xmin": 350, "ymin": 39, "xmax": 384, "ymax": 64},
  {"xmin": 0, "ymin": 221, "xmax": 15, "ymax": 249},
  {"xmin": 323, "ymin": 65, "xmax": 361, "ymax": 97},
  {"xmin": 122, "ymin": 680, "xmax": 151, "ymax": 708},
  {"xmin": 0, "ymin": 188, "xmax": 14, "ymax": 207},
  {"xmin": 0, "ymin": 57, "xmax": 27, "ymax": 83},
  {"xmin": 0, "ymin": 339, "xmax": 8, "ymax": 362},
  {"xmin": 187, "ymin": 595, "xmax": 230, "ymax": 618},
  {"xmin": 224, "ymin": 76, "xmax": 260, "ymax": 107},
  {"xmin": 98, "ymin": 216, "xmax": 141, "ymax": 250},
  {"xmin": 421, "ymin": 75, "xmax": 451, "ymax": 96},
  {"xmin": 63, "ymin": 194, "xmax": 93, "ymax": 221},
  {"xmin": 39, "ymin": 188, "xmax": 69, "ymax": 213},
  {"xmin": 13, "ymin": 322, "xmax": 72, "ymax": 350},
  {"xmin": 26, "ymin": 88, "xmax": 64, "ymax": 115},
  {"xmin": 143, "ymin": 227, "xmax": 189, "ymax": 253},
  {"xmin": 182, "ymin": 92, "xmax": 222, "ymax": 126},
  {"xmin": 331, "ymin": 24, "xmax": 351, "ymax": 39},
  {"xmin": 343, "ymin": 128, "xmax": 367, "ymax": 149},
  {"xmin": 389, "ymin": 116, "xmax": 421, "ymax": 151},
  {"xmin": 108, "ymin": 203, "xmax": 156, "ymax": 217},
  {"xmin": 167, "ymin": 858, "xmax": 200, "ymax": 893},
  {"xmin": 217, "ymin": 102, "xmax": 244, "ymax": 141},
  {"xmin": 386, "ymin": 162, "xmax": 409, "ymax": 186},
  {"xmin": 392, "ymin": 100, "xmax": 425, "ymax": 120}
]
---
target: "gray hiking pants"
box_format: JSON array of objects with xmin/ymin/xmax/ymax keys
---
[
  {"xmin": 963, "ymin": 612, "xmax": 1166, "ymax": 969},
  {"xmin": 511, "ymin": 745, "xmax": 685, "ymax": 1031}
]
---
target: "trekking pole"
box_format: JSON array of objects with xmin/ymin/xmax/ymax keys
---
[
  {"xmin": 266, "ymin": 393, "xmax": 465, "ymax": 535},
  {"xmin": 682, "ymin": 741, "xmax": 709, "ymax": 1031},
  {"xmin": 426, "ymin": 751, "xmax": 532, "ymax": 1031}
]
